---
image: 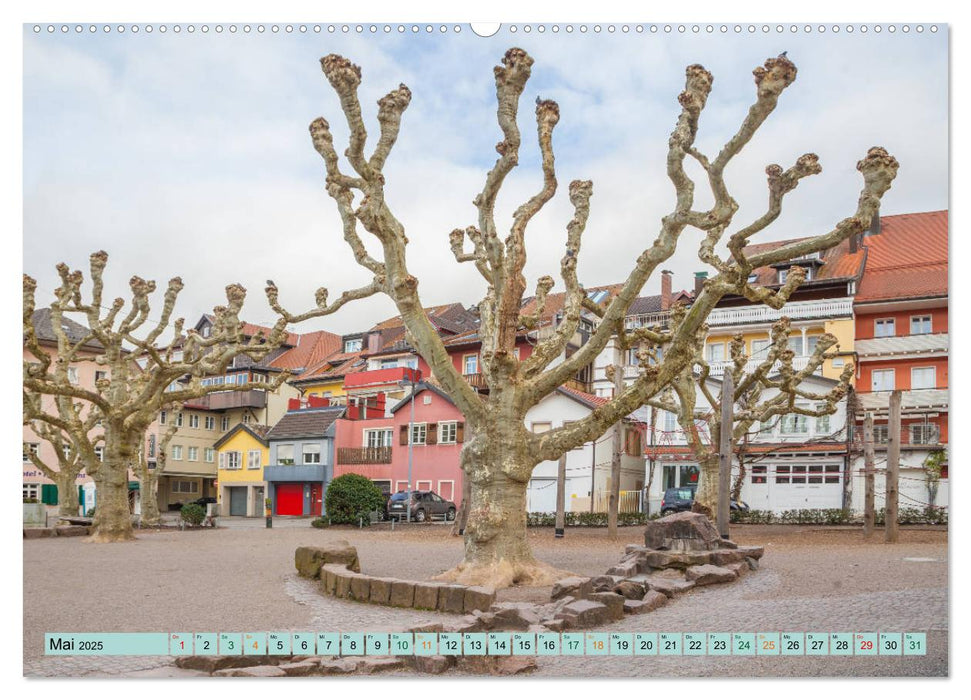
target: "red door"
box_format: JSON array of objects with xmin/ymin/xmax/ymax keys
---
[
  {"xmin": 276, "ymin": 484, "xmax": 304, "ymax": 516},
  {"xmin": 310, "ymin": 484, "xmax": 322, "ymax": 516}
]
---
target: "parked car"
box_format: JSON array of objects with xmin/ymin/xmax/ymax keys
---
[
  {"xmin": 659, "ymin": 486, "xmax": 749, "ymax": 515},
  {"xmin": 192, "ymin": 497, "xmax": 217, "ymax": 507},
  {"xmin": 387, "ymin": 490, "xmax": 457, "ymax": 522}
]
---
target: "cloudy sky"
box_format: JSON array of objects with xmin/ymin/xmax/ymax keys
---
[{"xmin": 23, "ymin": 25, "xmax": 948, "ymax": 336}]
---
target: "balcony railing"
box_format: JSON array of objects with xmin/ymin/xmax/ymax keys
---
[
  {"xmin": 186, "ymin": 389, "xmax": 267, "ymax": 411},
  {"xmin": 337, "ymin": 446, "xmax": 393, "ymax": 465},
  {"xmin": 344, "ymin": 366, "xmax": 421, "ymax": 389},
  {"xmin": 625, "ymin": 312, "xmax": 672, "ymax": 330},
  {"xmin": 705, "ymin": 298, "xmax": 853, "ymax": 327},
  {"xmin": 705, "ymin": 354, "xmax": 820, "ymax": 377},
  {"xmin": 464, "ymin": 373, "xmax": 488, "ymax": 390}
]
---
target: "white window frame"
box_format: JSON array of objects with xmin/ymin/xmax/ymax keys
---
[
  {"xmin": 750, "ymin": 338, "xmax": 770, "ymax": 359},
  {"xmin": 438, "ymin": 421, "xmax": 458, "ymax": 444},
  {"xmin": 187, "ymin": 446, "xmax": 199, "ymax": 461},
  {"xmin": 344, "ymin": 338, "xmax": 363, "ymax": 353},
  {"xmin": 706, "ymin": 342, "xmax": 725, "ymax": 363},
  {"xmin": 205, "ymin": 416, "xmax": 215, "ymax": 430},
  {"xmin": 875, "ymin": 318, "xmax": 896, "ymax": 338},
  {"xmin": 780, "ymin": 413, "xmax": 809, "ymax": 435},
  {"xmin": 67, "ymin": 366, "xmax": 79, "ymax": 385},
  {"xmin": 410, "ymin": 423, "xmax": 427, "ymax": 445},
  {"xmin": 437, "ymin": 480, "xmax": 455, "ymax": 502},
  {"xmin": 463, "ymin": 354, "xmax": 479, "ymax": 375},
  {"xmin": 872, "ymin": 368, "xmax": 896, "ymax": 392},
  {"xmin": 159, "ymin": 410, "xmax": 167, "ymax": 425},
  {"xmin": 416, "ymin": 480, "xmax": 432, "ymax": 491},
  {"xmin": 395, "ymin": 480, "xmax": 410, "ymax": 493},
  {"xmin": 814, "ymin": 404, "xmax": 831, "ymax": 435},
  {"xmin": 365, "ymin": 428, "xmax": 393, "ymax": 448},
  {"xmin": 94, "ymin": 445, "xmax": 104, "ymax": 462},
  {"xmin": 176, "ymin": 412, "xmax": 184, "ymax": 427},
  {"xmin": 205, "ymin": 447, "xmax": 215, "ymax": 463},
  {"xmin": 910, "ymin": 422, "xmax": 940, "ymax": 445},
  {"xmin": 95, "ymin": 370, "xmax": 108, "ymax": 383},
  {"xmin": 225, "ymin": 451, "xmax": 242, "ymax": 470},
  {"xmin": 23, "ymin": 443, "xmax": 39, "ymax": 462},
  {"xmin": 247, "ymin": 449, "xmax": 262, "ymax": 469},
  {"xmin": 778, "ymin": 268, "xmax": 788, "ymax": 284},
  {"xmin": 221, "ymin": 416, "xmax": 230, "ymax": 432},
  {"xmin": 24, "ymin": 483, "xmax": 40, "ymax": 501},
  {"xmin": 277, "ymin": 444, "xmax": 295, "ymax": 465},
  {"xmin": 171, "ymin": 445, "xmax": 183, "ymax": 460},
  {"xmin": 302, "ymin": 444, "xmax": 322, "ymax": 464},
  {"xmin": 911, "ymin": 366, "xmax": 936, "ymax": 390},
  {"xmin": 910, "ymin": 315, "xmax": 933, "ymax": 335},
  {"xmin": 189, "ymin": 414, "xmax": 199, "ymax": 429}
]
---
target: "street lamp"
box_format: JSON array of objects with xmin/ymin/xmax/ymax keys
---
[{"xmin": 397, "ymin": 371, "xmax": 418, "ymax": 523}]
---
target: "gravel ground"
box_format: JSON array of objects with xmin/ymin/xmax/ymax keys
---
[{"xmin": 23, "ymin": 522, "xmax": 947, "ymax": 677}]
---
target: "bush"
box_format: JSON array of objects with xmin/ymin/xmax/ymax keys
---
[
  {"xmin": 23, "ymin": 497, "xmax": 39, "ymax": 504},
  {"xmin": 311, "ymin": 516, "xmax": 330, "ymax": 529},
  {"xmin": 180, "ymin": 503, "xmax": 206, "ymax": 526},
  {"xmin": 730, "ymin": 506, "xmax": 948, "ymax": 526},
  {"xmin": 86, "ymin": 507, "xmax": 96, "ymax": 518},
  {"xmin": 525, "ymin": 511, "xmax": 658, "ymax": 528},
  {"xmin": 324, "ymin": 474, "xmax": 385, "ymax": 525}
]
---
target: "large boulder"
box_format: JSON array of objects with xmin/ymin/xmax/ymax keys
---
[
  {"xmin": 551, "ymin": 576, "xmax": 593, "ymax": 601},
  {"xmin": 295, "ymin": 541, "xmax": 361, "ymax": 578},
  {"xmin": 556, "ymin": 599, "xmax": 611, "ymax": 628},
  {"xmin": 643, "ymin": 512, "xmax": 723, "ymax": 551}
]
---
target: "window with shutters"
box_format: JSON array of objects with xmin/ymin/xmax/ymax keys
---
[
  {"xmin": 410, "ymin": 423, "xmax": 427, "ymax": 445},
  {"xmin": 225, "ymin": 451, "xmax": 241, "ymax": 469},
  {"xmin": 439, "ymin": 422, "xmax": 458, "ymax": 444}
]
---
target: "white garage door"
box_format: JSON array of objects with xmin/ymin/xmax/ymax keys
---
[{"xmin": 743, "ymin": 463, "xmax": 843, "ymax": 512}]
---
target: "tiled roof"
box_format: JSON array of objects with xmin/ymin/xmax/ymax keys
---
[
  {"xmin": 742, "ymin": 234, "xmax": 865, "ymax": 287},
  {"xmin": 855, "ymin": 389, "xmax": 949, "ymax": 413},
  {"xmin": 268, "ymin": 330, "xmax": 342, "ymax": 372},
  {"xmin": 266, "ymin": 407, "xmax": 346, "ymax": 440},
  {"xmin": 520, "ymin": 284, "xmax": 625, "ymax": 324},
  {"xmin": 556, "ymin": 385, "xmax": 610, "ymax": 409},
  {"xmin": 855, "ymin": 211, "xmax": 948, "ymax": 303},
  {"xmin": 29, "ymin": 309, "xmax": 104, "ymax": 349},
  {"xmin": 369, "ymin": 303, "xmax": 478, "ymax": 334},
  {"xmin": 293, "ymin": 352, "xmax": 367, "ymax": 383},
  {"xmin": 213, "ymin": 423, "xmax": 271, "ymax": 449}
]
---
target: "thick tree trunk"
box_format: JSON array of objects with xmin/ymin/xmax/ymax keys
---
[
  {"xmin": 139, "ymin": 468, "xmax": 161, "ymax": 528},
  {"xmin": 90, "ymin": 437, "xmax": 136, "ymax": 542},
  {"xmin": 435, "ymin": 427, "xmax": 570, "ymax": 588},
  {"xmin": 692, "ymin": 453, "xmax": 720, "ymax": 517},
  {"xmin": 55, "ymin": 471, "xmax": 80, "ymax": 518}
]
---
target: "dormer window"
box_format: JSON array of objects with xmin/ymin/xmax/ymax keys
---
[
  {"xmin": 747, "ymin": 274, "xmax": 758, "ymax": 283},
  {"xmin": 202, "ymin": 325, "xmax": 211, "ymax": 338},
  {"xmin": 344, "ymin": 338, "xmax": 363, "ymax": 353},
  {"xmin": 778, "ymin": 269, "xmax": 788, "ymax": 285}
]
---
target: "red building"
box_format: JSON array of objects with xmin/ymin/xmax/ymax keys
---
[
  {"xmin": 851, "ymin": 210, "xmax": 948, "ymax": 506},
  {"xmin": 333, "ymin": 382, "xmax": 467, "ymax": 504}
]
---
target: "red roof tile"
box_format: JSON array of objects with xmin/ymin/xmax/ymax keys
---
[
  {"xmin": 557, "ymin": 384, "xmax": 610, "ymax": 408},
  {"xmin": 742, "ymin": 235, "xmax": 865, "ymax": 287},
  {"xmin": 268, "ymin": 330, "xmax": 342, "ymax": 371},
  {"xmin": 855, "ymin": 210, "xmax": 948, "ymax": 302}
]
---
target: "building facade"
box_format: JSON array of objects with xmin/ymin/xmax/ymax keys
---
[{"xmin": 215, "ymin": 424, "xmax": 270, "ymax": 517}]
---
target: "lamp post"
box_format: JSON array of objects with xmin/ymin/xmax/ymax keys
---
[{"xmin": 398, "ymin": 371, "xmax": 418, "ymax": 523}]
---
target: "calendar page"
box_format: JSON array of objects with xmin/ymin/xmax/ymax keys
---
[{"xmin": 19, "ymin": 7, "xmax": 949, "ymax": 691}]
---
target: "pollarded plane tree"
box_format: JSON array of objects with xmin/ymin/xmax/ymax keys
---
[
  {"xmin": 23, "ymin": 252, "xmax": 365, "ymax": 541},
  {"xmin": 23, "ymin": 391, "xmax": 103, "ymax": 519},
  {"xmin": 646, "ymin": 313, "xmax": 854, "ymax": 516},
  {"xmin": 133, "ymin": 408, "xmax": 179, "ymax": 528},
  {"xmin": 296, "ymin": 48, "xmax": 897, "ymax": 587}
]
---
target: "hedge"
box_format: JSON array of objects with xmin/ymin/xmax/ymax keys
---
[
  {"xmin": 730, "ymin": 506, "xmax": 947, "ymax": 526},
  {"xmin": 526, "ymin": 511, "xmax": 661, "ymax": 527}
]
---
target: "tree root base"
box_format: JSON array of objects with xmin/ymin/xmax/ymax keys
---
[
  {"xmin": 433, "ymin": 557, "xmax": 573, "ymax": 589},
  {"xmin": 86, "ymin": 530, "xmax": 137, "ymax": 543}
]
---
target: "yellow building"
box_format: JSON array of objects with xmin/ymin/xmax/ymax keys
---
[{"xmin": 215, "ymin": 424, "xmax": 270, "ymax": 517}]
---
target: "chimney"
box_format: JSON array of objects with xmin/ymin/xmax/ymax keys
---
[
  {"xmin": 694, "ymin": 271, "xmax": 708, "ymax": 298},
  {"xmin": 660, "ymin": 270, "xmax": 673, "ymax": 311},
  {"xmin": 865, "ymin": 209, "xmax": 881, "ymax": 237}
]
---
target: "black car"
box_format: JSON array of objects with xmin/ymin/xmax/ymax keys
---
[
  {"xmin": 387, "ymin": 490, "xmax": 457, "ymax": 522},
  {"xmin": 660, "ymin": 486, "xmax": 749, "ymax": 515}
]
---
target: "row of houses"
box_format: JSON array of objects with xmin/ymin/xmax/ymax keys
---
[{"xmin": 23, "ymin": 210, "xmax": 948, "ymax": 517}]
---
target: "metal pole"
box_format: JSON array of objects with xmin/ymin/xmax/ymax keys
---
[
  {"xmin": 555, "ymin": 454, "xmax": 566, "ymax": 538},
  {"xmin": 407, "ymin": 379, "xmax": 415, "ymax": 524}
]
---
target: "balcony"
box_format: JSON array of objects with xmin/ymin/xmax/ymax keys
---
[
  {"xmin": 344, "ymin": 366, "xmax": 421, "ymax": 390},
  {"xmin": 263, "ymin": 464, "xmax": 327, "ymax": 483},
  {"xmin": 705, "ymin": 354, "xmax": 820, "ymax": 377},
  {"xmin": 186, "ymin": 389, "xmax": 266, "ymax": 411},
  {"xmin": 855, "ymin": 333, "xmax": 948, "ymax": 359},
  {"xmin": 464, "ymin": 373, "xmax": 488, "ymax": 390},
  {"xmin": 337, "ymin": 446, "xmax": 393, "ymax": 465},
  {"xmin": 625, "ymin": 312, "xmax": 672, "ymax": 330},
  {"xmin": 705, "ymin": 298, "xmax": 853, "ymax": 328}
]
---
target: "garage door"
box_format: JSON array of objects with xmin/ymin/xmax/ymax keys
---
[
  {"xmin": 276, "ymin": 483, "xmax": 304, "ymax": 516},
  {"xmin": 228, "ymin": 487, "xmax": 248, "ymax": 516}
]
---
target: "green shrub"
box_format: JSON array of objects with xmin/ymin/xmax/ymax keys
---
[
  {"xmin": 311, "ymin": 516, "xmax": 330, "ymax": 529},
  {"xmin": 180, "ymin": 503, "xmax": 206, "ymax": 526},
  {"xmin": 86, "ymin": 507, "xmax": 96, "ymax": 518},
  {"xmin": 730, "ymin": 506, "xmax": 948, "ymax": 526},
  {"xmin": 526, "ymin": 511, "xmax": 655, "ymax": 528},
  {"xmin": 23, "ymin": 497, "xmax": 39, "ymax": 504},
  {"xmin": 324, "ymin": 474, "xmax": 385, "ymax": 525}
]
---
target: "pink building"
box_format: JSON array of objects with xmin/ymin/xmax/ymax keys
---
[{"xmin": 333, "ymin": 382, "xmax": 466, "ymax": 505}]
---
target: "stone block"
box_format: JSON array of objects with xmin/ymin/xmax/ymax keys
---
[
  {"xmin": 709, "ymin": 549, "xmax": 746, "ymax": 566},
  {"xmin": 335, "ymin": 570, "xmax": 355, "ymax": 598},
  {"xmin": 414, "ymin": 655, "xmax": 453, "ymax": 674},
  {"xmin": 358, "ymin": 656, "xmax": 408, "ymax": 674},
  {"xmin": 175, "ymin": 655, "xmax": 264, "ymax": 673},
  {"xmin": 724, "ymin": 561, "xmax": 748, "ymax": 578},
  {"xmin": 54, "ymin": 525, "xmax": 89, "ymax": 537},
  {"xmin": 590, "ymin": 575, "xmax": 623, "ymax": 592},
  {"xmin": 588, "ymin": 592, "xmax": 625, "ymax": 621},
  {"xmin": 745, "ymin": 556, "xmax": 760, "ymax": 571},
  {"xmin": 369, "ymin": 577, "xmax": 393, "ymax": 605},
  {"xmin": 557, "ymin": 599, "xmax": 610, "ymax": 628},
  {"xmin": 437, "ymin": 584, "xmax": 466, "ymax": 613},
  {"xmin": 641, "ymin": 590, "xmax": 669, "ymax": 611},
  {"xmin": 413, "ymin": 582, "xmax": 444, "ymax": 610},
  {"xmin": 646, "ymin": 577, "xmax": 695, "ymax": 597},
  {"xmin": 605, "ymin": 560, "xmax": 640, "ymax": 578},
  {"xmin": 320, "ymin": 565, "xmax": 339, "ymax": 595},
  {"xmin": 349, "ymin": 575, "xmax": 371, "ymax": 601},
  {"xmin": 389, "ymin": 580, "xmax": 416, "ymax": 608},
  {"xmin": 736, "ymin": 545, "xmax": 765, "ymax": 560},
  {"xmin": 643, "ymin": 550, "xmax": 713, "ymax": 569},
  {"xmin": 464, "ymin": 585, "xmax": 496, "ymax": 614},
  {"xmin": 278, "ymin": 660, "xmax": 320, "ymax": 676},
  {"xmin": 294, "ymin": 541, "xmax": 361, "ymax": 578},
  {"xmin": 685, "ymin": 564, "xmax": 737, "ymax": 586},
  {"xmin": 490, "ymin": 602, "xmax": 542, "ymax": 630},
  {"xmin": 623, "ymin": 599, "xmax": 650, "ymax": 615},
  {"xmin": 319, "ymin": 657, "xmax": 359, "ymax": 674},
  {"xmin": 613, "ymin": 580, "xmax": 646, "ymax": 600},
  {"xmin": 23, "ymin": 528, "xmax": 54, "ymax": 539},
  {"xmin": 550, "ymin": 576, "xmax": 593, "ymax": 601}
]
